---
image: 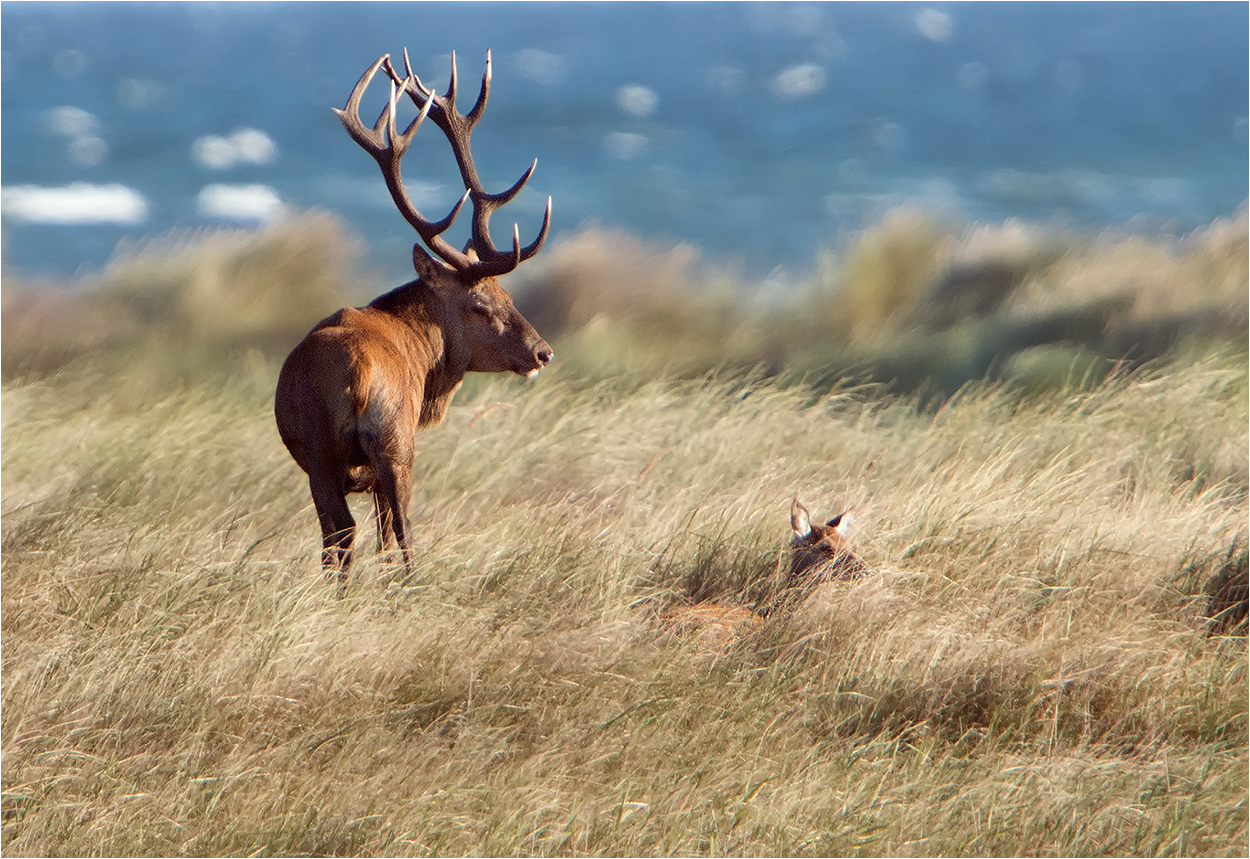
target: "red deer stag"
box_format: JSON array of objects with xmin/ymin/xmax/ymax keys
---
[{"xmin": 275, "ymin": 49, "xmax": 553, "ymax": 578}]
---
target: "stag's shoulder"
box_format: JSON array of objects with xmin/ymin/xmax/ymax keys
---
[
  {"xmin": 308, "ymin": 302, "xmax": 430, "ymax": 343},
  {"xmin": 307, "ymin": 306, "xmax": 367, "ymax": 335}
]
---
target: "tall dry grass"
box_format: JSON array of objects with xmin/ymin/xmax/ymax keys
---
[
  {"xmin": 2, "ymin": 210, "xmax": 1247, "ymax": 856},
  {"xmin": 3, "ymin": 349, "xmax": 1246, "ymax": 855},
  {"xmin": 1, "ymin": 212, "xmax": 364, "ymax": 384},
  {"xmin": 5, "ymin": 208, "xmax": 1246, "ymax": 397}
]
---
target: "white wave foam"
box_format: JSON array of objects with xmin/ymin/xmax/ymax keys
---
[
  {"xmin": 118, "ymin": 77, "xmax": 171, "ymax": 110},
  {"xmin": 42, "ymin": 106, "xmax": 110, "ymax": 165},
  {"xmin": 772, "ymin": 63, "xmax": 825, "ymax": 99},
  {"xmin": 707, "ymin": 64, "xmax": 746, "ymax": 95},
  {"xmin": 45, "ymin": 105, "xmax": 99, "ymax": 138},
  {"xmin": 192, "ymin": 128, "xmax": 278, "ymax": 169},
  {"xmin": 197, "ymin": 184, "xmax": 284, "ymax": 222},
  {"xmin": 605, "ymin": 132, "xmax": 649, "ymax": 160},
  {"xmin": 916, "ymin": 9, "xmax": 953, "ymax": 43},
  {"xmin": 516, "ymin": 49, "xmax": 565, "ymax": 84},
  {"xmin": 68, "ymin": 136, "xmax": 109, "ymax": 167},
  {"xmin": 1, "ymin": 183, "xmax": 148, "ymax": 225},
  {"xmin": 616, "ymin": 85, "xmax": 658, "ymax": 118}
]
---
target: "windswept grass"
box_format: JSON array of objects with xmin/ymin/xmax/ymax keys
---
[
  {"xmin": 2, "ymin": 210, "xmax": 1247, "ymax": 856},
  {"xmin": 5, "ymin": 208, "xmax": 1246, "ymax": 397},
  {"xmin": 3, "ymin": 348, "xmax": 1246, "ymax": 856}
]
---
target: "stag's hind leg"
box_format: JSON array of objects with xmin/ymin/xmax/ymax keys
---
[
  {"xmin": 361, "ymin": 436, "xmax": 414, "ymax": 575},
  {"xmin": 371, "ymin": 466, "xmax": 413, "ymax": 574},
  {"xmin": 372, "ymin": 487, "xmax": 413, "ymax": 576},
  {"xmin": 308, "ymin": 469, "xmax": 356, "ymax": 583}
]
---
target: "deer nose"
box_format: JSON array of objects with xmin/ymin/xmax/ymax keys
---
[{"xmin": 535, "ymin": 345, "xmax": 553, "ymax": 366}]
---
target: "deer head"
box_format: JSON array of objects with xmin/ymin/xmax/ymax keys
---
[
  {"xmin": 336, "ymin": 50, "xmax": 553, "ymax": 376},
  {"xmin": 789, "ymin": 495, "xmax": 868, "ymax": 582},
  {"xmin": 407, "ymin": 245, "xmax": 552, "ymax": 377}
]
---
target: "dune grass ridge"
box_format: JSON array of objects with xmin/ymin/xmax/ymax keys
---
[{"xmin": 1, "ymin": 212, "xmax": 363, "ymax": 383}]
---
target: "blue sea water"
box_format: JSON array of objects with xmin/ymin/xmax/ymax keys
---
[{"xmin": 2, "ymin": 1, "xmax": 1246, "ymax": 284}]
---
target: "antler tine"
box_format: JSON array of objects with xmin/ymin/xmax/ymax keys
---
[
  {"xmin": 519, "ymin": 196, "xmax": 553, "ymax": 261},
  {"xmin": 341, "ymin": 48, "xmax": 550, "ymax": 283},
  {"xmin": 463, "ymin": 158, "xmax": 548, "ymax": 268},
  {"xmin": 390, "ymin": 48, "xmax": 435, "ymax": 110},
  {"xmin": 445, "ymin": 50, "xmax": 459, "ymax": 107},
  {"xmin": 380, "ymin": 54, "xmax": 403, "ymax": 87},
  {"xmin": 389, "ymin": 73, "xmax": 435, "ymax": 156},
  {"xmin": 505, "ymin": 223, "xmax": 522, "ymax": 270},
  {"xmin": 426, "ymin": 189, "xmax": 471, "ymax": 237},
  {"xmin": 333, "ymin": 55, "xmax": 390, "ymax": 151},
  {"xmin": 483, "ymin": 157, "xmax": 537, "ymax": 208},
  {"xmin": 386, "ymin": 78, "xmax": 400, "ymax": 146},
  {"xmin": 462, "ymin": 200, "xmax": 551, "ymax": 279},
  {"xmin": 402, "ymin": 47, "xmax": 415, "ymax": 83},
  {"xmin": 465, "ymin": 49, "xmax": 491, "ymax": 128}
]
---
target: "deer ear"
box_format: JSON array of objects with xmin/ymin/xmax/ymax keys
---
[
  {"xmin": 828, "ymin": 511, "xmax": 852, "ymax": 538},
  {"xmin": 791, "ymin": 496, "xmax": 812, "ymax": 539},
  {"xmin": 412, "ymin": 243, "xmax": 451, "ymax": 283}
]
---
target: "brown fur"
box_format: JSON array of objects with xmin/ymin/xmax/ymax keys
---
[
  {"xmin": 275, "ymin": 259, "xmax": 551, "ymax": 578},
  {"xmin": 660, "ymin": 604, "xmax": 764, "ymax": 654}
]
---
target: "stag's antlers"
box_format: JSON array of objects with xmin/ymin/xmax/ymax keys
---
[{"xmin": 334, "ymin": 49, "xmax": 552, "ymax": 282}]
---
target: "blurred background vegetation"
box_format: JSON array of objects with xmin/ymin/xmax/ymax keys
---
[{"xmin": 4, "ymin": 206, "xmax": 1245, "ymax": 398}]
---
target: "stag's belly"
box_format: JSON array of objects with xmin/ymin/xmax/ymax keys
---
[{"xmin": 344, "ymin": 464, "xmax": 376, "ymax": 494}]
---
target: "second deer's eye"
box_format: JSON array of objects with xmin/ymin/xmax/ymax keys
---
[{"xmin": 470, "ymin": 303, "xmax": 490, "ymax": 317}]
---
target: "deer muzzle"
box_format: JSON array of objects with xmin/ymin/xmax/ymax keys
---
[{"xmin": 520, "ymin": 341, "xmax": 554, "ymax": 377}]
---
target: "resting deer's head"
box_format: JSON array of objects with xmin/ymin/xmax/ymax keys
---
[{"xmin": 789, "ymin": 495, "xmax": 867, "ymax": 582}]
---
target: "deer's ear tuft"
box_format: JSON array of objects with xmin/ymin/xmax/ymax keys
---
[{"xmin": 791, "ymin": 495, "xmax": 812, "ymax": 539}]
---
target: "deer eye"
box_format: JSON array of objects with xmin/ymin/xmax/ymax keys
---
[{"xmin": 469, "ymin": 302, "xmax": 491, "ymax": 317}]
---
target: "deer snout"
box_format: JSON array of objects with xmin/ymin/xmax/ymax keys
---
[{"xmin": 521, "ymin": 341, "xmax": 554, "ymax": 378}]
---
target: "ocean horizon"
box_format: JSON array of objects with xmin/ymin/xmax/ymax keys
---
[{"xmin": 3, "ymin": 1, "xmax": 1246, "ymax": 285}]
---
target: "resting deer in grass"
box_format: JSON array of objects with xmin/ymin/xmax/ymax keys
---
[
  {"xmin": 275, "ymin": 49, "xmax": 553, "ymax": 578},
  {"xmin": 662, "ymin": 496, "xmax": 869, "ymax": 651},
  {"xmin": 660, "ymin": 603, "xmax": 764, "ymax": 653}
]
